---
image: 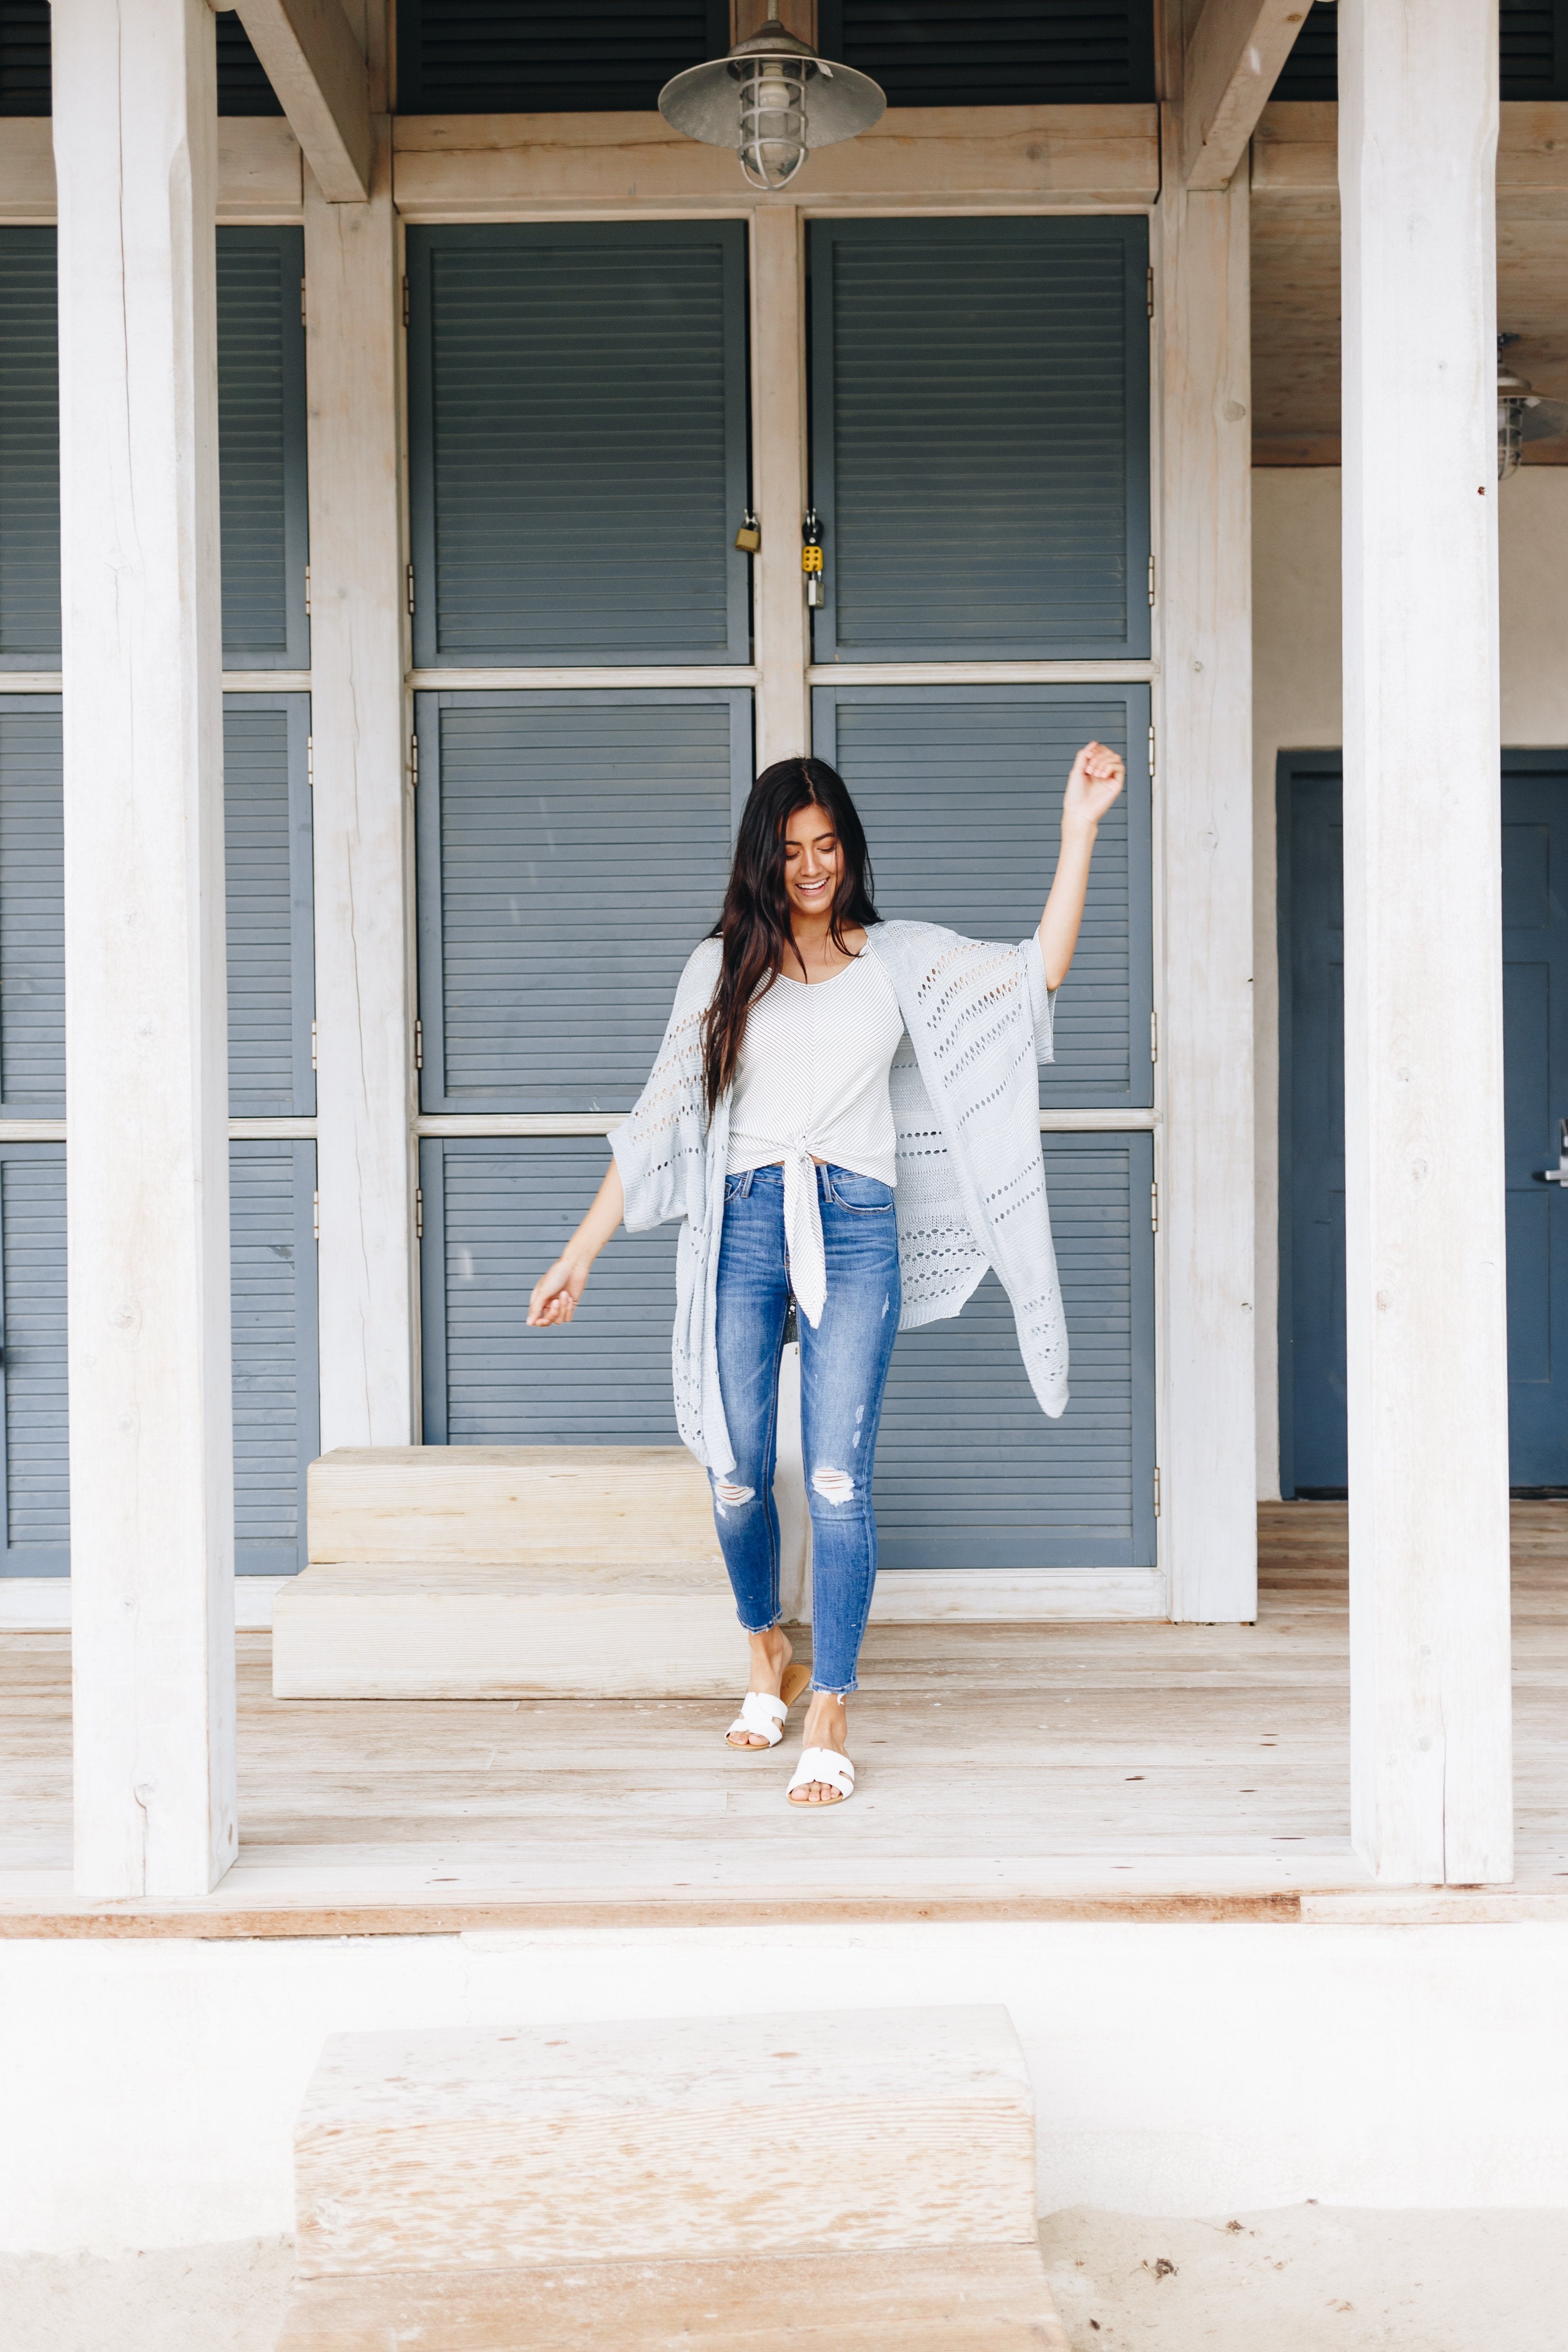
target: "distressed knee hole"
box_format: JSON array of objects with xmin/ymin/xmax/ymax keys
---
[
  {"xmin": 811, "ymin": 1466, "xmax": 855, "ymax": 1504},
  {"xmin": 714, "ymin": 1478, "xmax": 755, "ymax": 1508}
]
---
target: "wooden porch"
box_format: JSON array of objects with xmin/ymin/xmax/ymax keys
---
[{"xmin": 4, "ymin": 1502, "xmax": 1565, "ymax": 1935}]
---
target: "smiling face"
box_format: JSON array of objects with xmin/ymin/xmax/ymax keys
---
[{"xmin": 781, "ymin": 801, "xmax": 844, "ymax": 922}]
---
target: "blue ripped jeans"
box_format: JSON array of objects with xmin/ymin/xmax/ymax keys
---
[{"xmin": 711, "ymin": 1162, "xmax": 901, "ymax": 1694}]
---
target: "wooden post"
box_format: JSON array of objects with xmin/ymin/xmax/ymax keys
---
[
  {"xmin": 305, "ymin": 140, "xmax": 418, "ymax": 1449},
  {"xmin": 1156, "ymin": 54, "xmax": 1259, "ymax": 1621},
  {"xmin": 1339, "ymin": 0, "xmax": 1512, "ymax": 1883},
  {"xmin": 54, "ymin": 0, "xmax": 237, "ymax": 1896},
  {"xmin": 750, "ymin": 205, "xmax": 808, "ymax": 772}
]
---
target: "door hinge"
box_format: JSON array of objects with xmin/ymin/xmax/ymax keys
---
[
  {"xmin": 1153, "ymin": 1466, "xmax": 1162, "ymax": 1517},
  {"xmin": 409, "ymin": 733, "xmax": 419, "ymax": 787},
  {"xmin": 401, "ymin": 273, "xmax": 410, "ymax": 329},
  {"xmin": 310, "ymin": 1018, "xmax": 318, "ymax": 1073},
  {"xmin": 306, "ymin": 732, "xmax": 314, "ymax": 790},
  {"xmin": 406, "ymin": 563, "xmax": 415, "ymax": 616},
  {"xmin": 1151, "ymin": 1009, "xmax": 1159, "ymax": 1064},
  {"xmin": 303, "ymin": 565, "xmax": 311, "ymax": 618},
  {"xmin": 1150, "ymin": 1178, "xmax": 1159, "ymax": 1234},
  {"xmin": 300, "ymin": 276, "xmax": 307, "ymax": 329},
  {"xmin": 414, "ymin": 1017, "xmax": 423, "ymax": 1072},
  {"xmin": 1148, "ymin": 723, "xmax": 1156, "ymax": 776},
  {"xmin": 415, "ymin": 1186, "xmax": 424, "ymax": 1241},
  {"xmin": 312, "ymin": 1189, "xmax": 320, "ymax": 1243},
  {"xmin": 1147, "ymin": 554, "xmax": 1156, "ymax": 608},
  {"xmin": 1146, "ymin": 264, "xmax": 1155, "ymax": 321}
]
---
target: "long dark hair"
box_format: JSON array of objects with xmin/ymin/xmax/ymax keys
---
[{"xmin": 702, "ymin": 757, "xmax": 879, "ymax": 1114}]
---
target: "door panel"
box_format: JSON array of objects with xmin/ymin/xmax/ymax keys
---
[
  {"xmin": 812, "ymin": 683, "xmax": 1153, "ymax": 1108},
  {"xmin": 406, "ymin": 223, "xmax": 751, "ymax": 667},
  {"xmin": 420, "ymin": 1137, "xmax": 680, "ymax": 1445},
  {"xmin": 1279, "ymin": 754, "xmax": 1568, "ymax": 1493},
  {"xmin": 875, "ymin": 1134, "xmax": 1157, "ymax": 1570},
  {"xmin": 415, "ymin": 689, "xmax": 751, "ymax": 1115},
  {"xmin": 808, "ymin": 215, "xmax": 1151, "ymax": 663}
]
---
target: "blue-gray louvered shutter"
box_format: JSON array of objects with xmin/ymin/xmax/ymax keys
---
[
  {"xmin": 225, "ymin": 693, "xmax": 316, "ymax": 1116},
  {"xmin": 0, "ymin": 227, "xmax": 59, "ymax": 667},
  {"xmin": 230, "ymin": 1139, "xmax": 319, "ymax": 1572},
  {"xmin": 217, "ymin": 227, "xmax": 309, "ymax": 669},
  {"xmin": 416, "ymin": 689, "xmax": 751, "ymax": 1113},
  {"xmin": 876, "ymin": 1136, "xmax": 1156, "ymax": 1569},
  {"xmin": 0, "ymin": 695, "xmax": 63, "ymax": 1113},
  {"xmin": 812, "ymin": 684, "xmax": 1153, "ymax": 1108},
  {"xmin": 407, "ymin": 224, "xmax": 751, "ymax": 666},
  {"xmin": 394, "ymin": 0, "xmax": 729, "ymax": 111},
  {"xmin": 420, "ymin": 1137, "xmax": 680, "ymax": 1445},
  {"xmin": 808, "ymin": 216, "xmax": 1151, "ymax": 662},
  {"xmin": 0, "ymin": 6, "xmax": 285, "ymax": 110},
  {"xmin": 0, "ymin": 1139, "xmax": 68, "ymax": 1571},
  {"xmin": 815, "ymin": 0, "xmax": 1157, "ymax": 103}
]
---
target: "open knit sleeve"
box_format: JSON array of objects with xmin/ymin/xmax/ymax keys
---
[
  {"xmin": 610, "ymin": 938, "xmax": 721, "ymax": 1235},
  {"xmin": 1020, "ymin": 929, "xmax": 1058, "ymax": 1064}
]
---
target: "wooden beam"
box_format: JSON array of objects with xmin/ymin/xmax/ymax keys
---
[
  {"xmin": 390, "ymin": 105, "xmax": 1160, "ymax": 215},
  {"xmin": 1182, "ymin": 0, "xmax": 1311, "ymax": 188},
  {"xmin": 232, "ymin": 0, "xmax": 372, "ymax": 202},
  {"xmin": 0, "ymin": 114, "xmax": 304, "ymax": 220}
]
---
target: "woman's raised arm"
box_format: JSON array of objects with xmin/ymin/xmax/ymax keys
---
[
  {"xmin": 527, "ymin": 1158, "xmax": 625, "ymax": 1327},
  {"xmin": 1037, "ymin": 740, "xmax": 1126, "ymax": 992}
]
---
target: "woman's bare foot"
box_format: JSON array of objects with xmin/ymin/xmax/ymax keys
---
[
  {"xmin": 726, "ymin": 1627, "xmax": 797, "ymax": 1747},
  {"xmin": 788, "ymin": 1691, "xmax": 850, "ymax": 1802}
]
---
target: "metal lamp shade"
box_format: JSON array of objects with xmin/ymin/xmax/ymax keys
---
[
  {"xmin": 659, "ymin": 7, "xmax": 884, "ymax": 194},
  {"xmin": 659, "ymin": 52, "xmax": 887, "ymax": 151},
  {"xmin": 1498, "ymin": 360, "xmax": 1568, "ymax": 478}
]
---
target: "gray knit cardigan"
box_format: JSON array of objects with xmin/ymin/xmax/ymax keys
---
[{"xmin": 610, "ymin": 919, "xmax": 1067, "ymax": 1477}]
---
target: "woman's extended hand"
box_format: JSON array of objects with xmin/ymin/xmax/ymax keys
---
[
  {"xmin": 525, "ymin": 1159, "xmax": 626, "ymax": 1328},
  {"xmin": 1062, "ymin": 739, "xmax": 1126, "ymax": 835},
  {"xmin": 1038, "ymin": 741, "xmax": 1127, "ymax": 991},
  {"xmin": 527, "ymin": 1254, "xmax": 589, "ymax": 1327}
]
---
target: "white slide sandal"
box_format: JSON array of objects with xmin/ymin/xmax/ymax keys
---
[
  {"xmin": 725, "ymin": 1663, "xmax": 811, "ymax": 1750},
  {"xmin": 787, "ymin": 1748, "xmax": 856, "ymax": 1806}
]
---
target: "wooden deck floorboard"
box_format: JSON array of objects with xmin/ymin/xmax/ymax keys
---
[{"xmin": 2, "ymin": 1502, "xmax": 1564, "ymax": 1928}]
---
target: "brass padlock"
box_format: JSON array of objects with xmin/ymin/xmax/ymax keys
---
[{"xmin": 734, "ymin": 510, "xmax": 761, "ymax": 554}]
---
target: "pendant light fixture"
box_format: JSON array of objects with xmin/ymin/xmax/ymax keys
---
[
  {"xmin": 1497, "ymin": 337, "xmax": 1568, "ymax": 480},
  {"xmin": 658, "ymin": 1, "xmax": 886, "ymax": 193}
]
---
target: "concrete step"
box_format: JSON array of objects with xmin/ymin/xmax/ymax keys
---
[
  {"xmin": 293, "ymin": 2009, "xmax": 1038, "ymax": 2277},
  {"xmin": 306, "ymin": 1445, "xmax": 720, "ymax": 1567},
  {"xmin": 276, "ymin": 2247, "xmax": 1071, "ymax": 2349},
  {"xmin": 271, "ymin": 1557, "xmax": 743, "ymax": 1699}
]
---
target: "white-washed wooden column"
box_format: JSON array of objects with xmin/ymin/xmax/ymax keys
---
[
  {"xmin": 750, "ymin": 204, "xmax": 808, "ymax": 771},
  {"xmin": 1155, "ymin": 158, "xmax": 1258, "ymax": 1621},
  {"xmin": 54, "ymin": 0, "xmax": 236, "ymax": 1896},
  {"xmin": 1340, "ymin": 0, "xmax": 1512, "ymax": 1883},
  {"xmin": 748, "ymin": 203, "xmax": 812, "ymax": 1609},
  {"xmin": 305, "ymin": 136, "xmax": 417, "ymax": 1447}
]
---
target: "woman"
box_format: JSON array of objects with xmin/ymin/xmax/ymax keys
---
[{"xmin": 527, "ymin": 743, "xmax": 1125, "ymax": 1807}]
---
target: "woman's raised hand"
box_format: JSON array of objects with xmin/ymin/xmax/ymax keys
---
[
  {"xmin": 527, "ymin": 1254, "xmax": 588, "ymax": 1326},
  {"xmin": 1062, "ymin": 739, "xmax": 1126, "ymax": 834}
]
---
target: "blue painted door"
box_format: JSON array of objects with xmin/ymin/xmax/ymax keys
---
[{"xmin": 1280, "ymin": 754, "xmax": 1568, "ymax": 1493}]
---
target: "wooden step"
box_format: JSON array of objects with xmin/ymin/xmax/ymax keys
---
[
  {"xmin": 307, "ymin": 1446, "xmax": 720, "ymax": 1567},
  {"xmin": 275, "ymin": 1444, "xmax": 736, "ymax": 1699},
  {"xmin": 271, "ymin": 1558, "xmax": 743, "ymax": 1699},
  {"xmin": 294, "ymin": 2009, "xmax": 1038, "ymax": 2277},
  {"xmin": 276, "ymin": 2247, "xmax": 1071, "ymax": 2349}
]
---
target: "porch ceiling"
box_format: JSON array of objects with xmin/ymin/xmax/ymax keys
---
[
  {"xmin": 1252, "ymin": 101, "xmax": 1568, "ymax": 465},
  {"xmin": 3, "ymin": 1502, "xmax": 1567, "ymax": 1933}
]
